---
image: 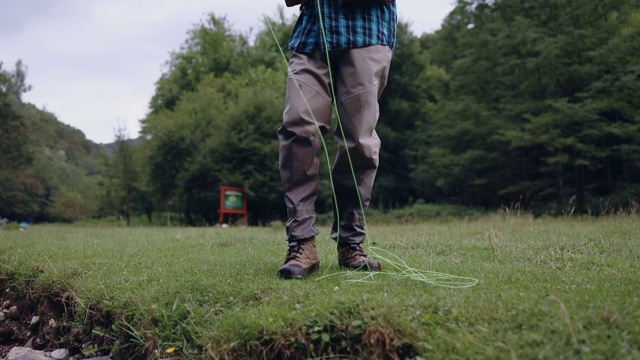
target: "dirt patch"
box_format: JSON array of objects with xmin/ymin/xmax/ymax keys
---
[
  {"xmin": 0, "ymin": 279, "xmax": 115, "ymax": 359},
  {"xmin": 221, "ymin": 319, "xmax": 419, "ymax": 360}
]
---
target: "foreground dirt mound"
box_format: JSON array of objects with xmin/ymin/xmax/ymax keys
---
[{"xmin": 0, "ymin": 280, "xmax": 114, "ymax": 359}]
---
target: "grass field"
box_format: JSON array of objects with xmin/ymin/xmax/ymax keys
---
[{"xmin": 1, "ymin": 213, "xmax": 639, "ymax": 359}]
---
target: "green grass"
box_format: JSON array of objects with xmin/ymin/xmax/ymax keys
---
[{"xmin": 1, "ymin": 214, "xmax": 639, "ymax": 359}]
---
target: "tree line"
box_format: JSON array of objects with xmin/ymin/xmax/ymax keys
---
[
  {"xmin": 1, "ymin": 61, "xmax": 106, "ymax": 223},
  {"xmin": 1, "ymin": 0, "xmax": 638, "ymax": 225}
]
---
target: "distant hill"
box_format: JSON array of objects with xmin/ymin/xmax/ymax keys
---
[
  {"xmin": 102, "ymin": 136, "xmax": 144, "ymax": 157},
  {"xmin": 1, "ymin": 99, "xmax": 112, "ymax": 221},
  {"xmin": 20, "ymin": 103, "xmax": 108, "ymax": 174}
]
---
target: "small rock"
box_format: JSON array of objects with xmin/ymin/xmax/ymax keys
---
[
  {"xmin": 14, "ymin": 355, "xmax": 48, "ymax": 360},
  {"xmin": 5, "ymin": 347, "xmax": 48, "ymax": 360},
  {"xmin": 51, "ymin": 348, "xmax": 70, "ymax": 360},
  {"xmin": 30, "ymin": 315, "xmax": 40, "ymax": 326},
  {"xmin": 8, "ymin": 305, "xmax": 19, "ymax": 318},
  {"xmin": 2, "ymin": 300, "xmax": 10, "ymax": 308},
  {"xmin": 0, "ymin": 312, "xmax": 5, "ymax": 321}
]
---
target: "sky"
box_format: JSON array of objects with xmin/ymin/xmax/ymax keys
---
[{"xmin": 1, "ymin": 0, "xmax": 455, "ymax": 144}]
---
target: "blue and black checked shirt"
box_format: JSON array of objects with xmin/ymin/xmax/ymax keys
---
[{"xmin": 288, "ymin": 0, "xmax": 397, "ymax": 53}]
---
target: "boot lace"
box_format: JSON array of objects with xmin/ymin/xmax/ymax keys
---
[
  {"xmin": 286, "ymin": 243, "xmax": 303, "ymax": 261},
  {"xmin": 345, "ymin": 244, "xmax": 368, "ymax": 259}
]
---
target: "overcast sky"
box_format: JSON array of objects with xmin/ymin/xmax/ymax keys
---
[{"xmin": 1, "ymin": 0, "xmax": 455, "ymax": 144}]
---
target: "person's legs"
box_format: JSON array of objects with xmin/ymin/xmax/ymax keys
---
[
  {"xmin": 279, "ymin": 51, "xmax": 333, "ymax": 243},
  {"xmin": 330, "ymin": 45, "xmax": 393, "ymax": 246},
  {"xmin": 278, "ymin": 51, "xmax": 333, "ymax": 278}
]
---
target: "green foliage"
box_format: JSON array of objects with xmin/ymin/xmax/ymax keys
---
[
  {"xmin": 102, "ymin": 127, "xmax": 151, "ymax": 226},
  {"xmin": 0, "ymin": 60, "xmax": 31, "ymax": 100},
  {"xmin": 47, "ymin": 190, "xmax": 85, "ymax": 222},
  {"xmin": 0, "ymin": 222, "xmax": 21, "ymax": 231},
  {"xmin": 375, "ymin": 22, "xmax": 446, "ymax": 207},
  {"xmin": 368, "ymin": 201, "xmax": 483, "ymax": 223},
  {"xmin": 0, "ymin": 62, "xmax": 39, "ymax": 220},
  {"xmin": 0, "ymin": 61, "xmax": 107, "ymax": 222},
  {"xmin": 148, "ymin": 14, "xmax": 249, "ymax": 114},
  {"xmin": 250, "ymin": 6, "xmax": 298, "ymax": 70},
  {"xmin": 413, "ymin": 0, "xmax": 640, "ymax": 213},
  {"xmin": 140, "ymin": 12, "xmax": 290, "ymax": 224}
]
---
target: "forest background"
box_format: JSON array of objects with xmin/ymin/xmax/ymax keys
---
[{"xmin": 1, "ymin": 0, "xmax": 639, "ymax": 226}]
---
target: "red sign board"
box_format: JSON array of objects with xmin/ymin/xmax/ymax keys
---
[{"xmin": 218, "ymin": 186, "xmax": 248, "ymax": 224}]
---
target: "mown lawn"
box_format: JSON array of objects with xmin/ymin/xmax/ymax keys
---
[{"xmin": 1, "ymin": 214, "xmax": 638, "ymax": 359}]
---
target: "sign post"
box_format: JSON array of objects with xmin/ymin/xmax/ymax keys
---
[{"xmin": 218, "ymin": 186, "xmax": 248, "ymax": 225}]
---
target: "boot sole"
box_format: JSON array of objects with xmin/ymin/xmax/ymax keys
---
[
  {"xmin": 339, "ymin": 260, "xmax": 381, "ymax": 272},
  {"xmin": 278, "ymin": 262, "xmax": 320, "ymax": 279}
]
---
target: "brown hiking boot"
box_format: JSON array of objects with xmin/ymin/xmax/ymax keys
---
[
  {"xmin": 338, "ymin": 243, "xmax": 381, "ymax": 271},
  {"xmin": 278, "ymin": 238, "xmax": 320, "ymax": 279}
]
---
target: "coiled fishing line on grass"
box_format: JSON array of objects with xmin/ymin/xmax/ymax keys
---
[
  {"xmin": 266, "ymin": 3, "xmax": 478, "ymax": 288},
  {"xmin": 315, "ymin": 247, "xmax": 478, "ymax": 288}
]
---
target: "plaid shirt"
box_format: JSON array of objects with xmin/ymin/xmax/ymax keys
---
[{"xmin": 288, "ymin": 0, "xmax": 397, "ymax": 53}]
